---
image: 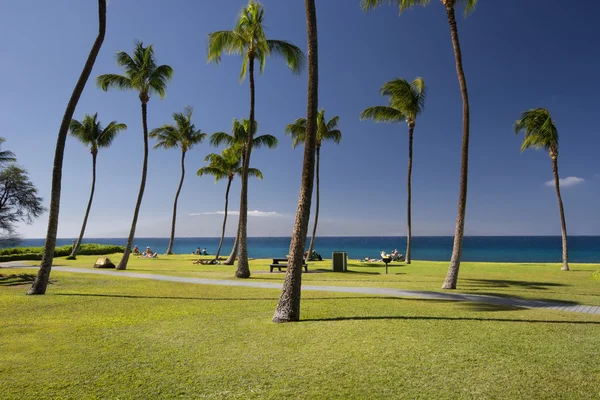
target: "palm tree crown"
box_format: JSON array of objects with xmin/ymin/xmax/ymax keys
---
[
  {"xmin": 210, "ymin": 119, "xmax": 278, "ymax": 154},
  {"xmin": 207, "ymin": 0, "xmax": 305, "ymax": 80},
  {"xmin": 150, "ymin": 106, "xmax": 206, "ymax": 152},
  {"xmin": 286, "ymin": 109, "xmax": 342, "ymax": 149},
  {"xmin": 96, "ymin": 40, "xmax": 173, "ymax": 103},
  {"xmin": 69, "ymin": 113, "xmax": 127, "ymax": 153},
  {"xmin": 361, "ymin": 0, "xmax": 477, "ymax": 15},
  {"xmin": 360, "ymin": 78, "xmax": 426, "ymax": 126},
  {"xmin": 198, "ymin": 149, "xmax": 263, "ymax": 182},
  {"xmin": 514, "ymin": 108, "xmax": 559, "ymax": 154}
]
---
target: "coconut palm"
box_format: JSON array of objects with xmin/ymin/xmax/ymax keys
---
[
  {"xmin": 97, "ymin": 41, "xmax": 173, "ymax": 270},
  {"xmin": 150, "ymin": 106, "xmax": 206, "ymax": 255},
  {"xmin": 515, "ymin": 108, "xmax": 569, "ymax": 271},
  {"xmin": 67, "ymin": 113, "xmax": 127, "ymax": 258},
  {"xmin": 273, "ymin": 0, "xmax": 319, "ymax": 323},
  {"xmin": 0, "ymin": 138, "xmax": 16, "ymax": 166},
  {"xmin": 197, "ymin": 149, "xmax": 263, "ymax": 260},
  {"xmin": 361, "ymin": 77, "xmax": 426, "ymax": 264},
  {"xmin": 285, "ymin": 109, "xmax": 341, "ymax": 260},
  {"xmin": 28, "ymin": 0, "xmax": 107, "ymax": 295},
  {"xmin": 210, "ymin": 118, "xmax": 278, "ymax": 265},
  {"xmin": 208, "ymin": 0, "xmax": 305, "ymax": 278},
  {"xmin": 361, "ymin": 0, "xmax": 477, "ymax": 289}
]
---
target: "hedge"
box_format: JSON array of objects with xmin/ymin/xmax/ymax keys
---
[{"xmin": 0, "ymin": 244, "xmax": 125, "ymax": 262}]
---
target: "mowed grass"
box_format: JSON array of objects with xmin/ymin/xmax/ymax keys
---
[{"xmin": 1, "ymin": 259, "xmax": 600, "ymax": 399}]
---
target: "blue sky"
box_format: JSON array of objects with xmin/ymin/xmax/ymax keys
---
[{"xmin": 2, "ymin": 0, "xmax": 600, "ymax": 238}]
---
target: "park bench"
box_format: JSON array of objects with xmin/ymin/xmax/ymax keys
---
[{"xmin": 270, "ymin": 258, "xmax": 308, "ymax": 273}]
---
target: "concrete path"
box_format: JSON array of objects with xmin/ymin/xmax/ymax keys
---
[{"xmin": 7, "ymin": 265, "xmax": 600, "ymax": 315}]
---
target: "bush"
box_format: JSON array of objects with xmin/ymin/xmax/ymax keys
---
[{"xmin": 0, "ymin": 243, "xmax": 125, "ymax": 262}]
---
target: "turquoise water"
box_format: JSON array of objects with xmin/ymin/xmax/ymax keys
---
[{"xmin": 9, "ymin": 236, "xmax": 600, "ymax": 263}]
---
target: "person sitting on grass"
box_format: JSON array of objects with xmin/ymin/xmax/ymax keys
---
[
  {"xmin": 195, "ymin": 247, "xmax": 201, "ymax": 255},
  {"xmin": 133, "ymin": 245, "xmax": 140, "ymax": 255},
  {"xmin": 201, "ymin": 248, "xmax": 209, "ymax": 255}
]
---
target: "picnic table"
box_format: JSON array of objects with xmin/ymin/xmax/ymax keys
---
[{"xmin": 270, "ymin": 258, "xmax": 308, "ymax": 273}]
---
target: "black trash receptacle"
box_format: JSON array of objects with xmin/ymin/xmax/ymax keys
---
[{"xmin": 332, "ymin": 252, "xmax": 347, "ymax": 272}]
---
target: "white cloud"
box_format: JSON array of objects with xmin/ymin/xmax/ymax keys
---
[
  {"xmin": 544, "ymin": 176, "xmax": 585, "ymax": 188},
  {"xmin": 191, "ymin": 210, "xmax": 285, "ymax": 218}
]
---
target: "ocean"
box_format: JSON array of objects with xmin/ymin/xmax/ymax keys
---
[{"xmin": 7, "ymin": 236, "xmax": 600, "ymax": 263}]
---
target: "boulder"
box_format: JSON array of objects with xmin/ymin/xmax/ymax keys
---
[{"xmin": 93, "ymin": 257, "xmax": 115, "ymax": 269}]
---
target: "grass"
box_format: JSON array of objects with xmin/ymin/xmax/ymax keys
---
[{"xmin": 1, "ymin": 256, "xmax": 599, "ymax": 399}]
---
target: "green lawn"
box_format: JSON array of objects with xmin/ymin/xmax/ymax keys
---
[{"xmin": 1, "ymin": 257, "xmax": 599, "ymax": 399}]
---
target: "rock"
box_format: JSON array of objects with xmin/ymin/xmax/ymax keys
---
[{"xmin": 93, "ymin": 257, "xmax": 115, "ymax": 269}]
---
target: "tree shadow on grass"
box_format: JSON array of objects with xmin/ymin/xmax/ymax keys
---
[
  {"xmin": 461, "ymin": 278, "xmax": 568, "ymax": 290},
  {"xmin": 460, "ymin": 291, "xmax": 580, "ymax": 306},
  {"xmin": 0, "ymin": 273, "xmax": 39, "ymax": 287},
  {"xmin": 301, "ymin": 315, "xmax": 600, "ymax": 325}
]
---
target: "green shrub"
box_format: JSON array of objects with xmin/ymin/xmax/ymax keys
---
[{"xmin": 0, "ymin": 243, "xmax": 125, "ymax": 262}]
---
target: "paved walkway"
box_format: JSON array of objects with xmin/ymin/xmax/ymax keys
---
[{"xmin": 7, "ymin": 265, "xmax": 600, "ymax": 315}]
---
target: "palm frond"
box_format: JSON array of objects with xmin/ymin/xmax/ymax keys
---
[
  {"xmin": 98, "ymin": 121, "xmax": 127, "ymax": 148},
  {"xmin": 252, "ymin": 134, "xmax": 278, "ymax": 149},
  {"xmin": 322, "ymin": 129, "xmax": 342, "ymax": 144},
  {"xmin": 210, "ymin": 131, "xmax": 235, "ymax": 147},
  {"xmin": 285, "ymin": 118, "xmax": 307, "ymax": 147},
  {"xmin": 247, "ymin": 168, "xmax": 263, "ymax": 180},
  {"xmin": 360, "ymin": 106, "xmax": 405, "ymax": 122},
  {"xmin": 207, "ymin": 30, "xmax": 245, "ymax": 64},
  {"xmin": 326, "ymin": 115, "xmax": 340, "ymax": 131},
  {"xmin": 96, "ymin": 73, "xmax": 133, "ymax": 92},
  {"xmin": 148, "ymin": 64, "xmax": 174, "ymax": 99},
  {"xmin": 266, "ymin": 40, "xmax": 305, "ymax": 74},
  {"xmin": 514, "ymin": 108, "xmax": 559, "ymax": 153},
  {"xmin": 360, "ymin": 0, "xmax": 430, "ymax": 14}
]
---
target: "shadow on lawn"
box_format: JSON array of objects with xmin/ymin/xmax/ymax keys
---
[
  {"xmin": 462, "ymin": 278, "xmax": 568, "ymax": 290},
  {"xmin": 0, "ymin": 273, "xmax": 37, "ymax": 286},
  {"xmin": 301, "ymin": 315, "xmax": 600, "ymax": 325},
  {"xmin": 461, "ymin": 291, "xmax": 580, "ymax": 306}
]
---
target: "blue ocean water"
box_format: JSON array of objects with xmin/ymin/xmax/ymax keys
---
[{"xmin": 7, "ymin": 236, "xmax": 600, "ymax": 263}]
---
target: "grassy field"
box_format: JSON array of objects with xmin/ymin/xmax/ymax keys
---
[{"xmin": 1, "ymin": 256, "xmax": 599, "ymax": 399}]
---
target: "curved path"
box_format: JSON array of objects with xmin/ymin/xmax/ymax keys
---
[{"xmin": 7, "ymin": 265, "xmax": 600, "ymax": 315}]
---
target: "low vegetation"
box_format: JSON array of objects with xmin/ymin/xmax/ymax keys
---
[{"xmin": 0, "ymin": 243, "xmax": 125, "ymax": 262}]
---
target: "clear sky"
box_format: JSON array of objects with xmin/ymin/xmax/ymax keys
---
[{"xmin": 2, "ymin": 0, "xmax": 600, "ymax": 239}]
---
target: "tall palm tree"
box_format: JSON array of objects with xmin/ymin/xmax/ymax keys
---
[
  {"xmin": 150, "ymin": 106, "xmax": 205, "ymax": 255},
  {"xmin": 197, "ymin": 149, "xmax": 263, "ymax": 260},
  {"xmin": 361, "ymin": 77, "xmax": 426, "ymax": 264},
  {"xmin": 285, "ymin": 109, "xmax": 341, "ymax": 259},
  {"xmin": 210, "ymin": 118, "xmax": 278, "ymax": 265},
  {"xmin": 361, "ymin": 0, "xmax": 477, "ymax": 289},
  {"xmin": 0, "ymin": 138, "xmax": 16, "ymax": 166},
  {"xmin": 28, "ymin": 0, "xmax": 107, "ymax": 295},
  {"xmin": 67, "ymin": 113, "xmax": 127, "ymax": 258},
  {"xmin": 273, "ymin": 0, "xmax": 319, "ymax": 323},
  {"xmin": 208, "ymin": 0, "xmax": 305, "ymax": 278},
  {"xmin": 97, "ymin": 41, "xmax": 173, "ymax": 270},
  {"xmin": 515, "ymin": 108, "xmax": 569, "ymax": 271}
]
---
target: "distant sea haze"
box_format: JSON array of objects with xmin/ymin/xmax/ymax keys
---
[{"xmin": 9, "ymin": 236, "xmax": 600, "ymax": 263}]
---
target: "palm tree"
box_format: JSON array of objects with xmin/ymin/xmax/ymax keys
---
[
  {"xmin": 210, "ymin": 118, "xmax": 278, "ymax": 265},
  {"xmin": 361, "ymin": 0, "xmax": 477, "ymax": 289},
  {"xmin": 285, "ymin": 109, "xmax": 341, "ymax": 260},
  {"xmin": 28, "ymin": 0, "xmax": 107, "ymax": 295},
  {"xmin": 361, "ymin": 77, "xmax": 426, "ymax": 264},
  {"xmin": 150, "ymin": 106, "xmax": 206, "ymax": 255},
  {"xmin": 208, "ymin": 0, "xmax": 305, "ymax": 278},
  {"xmin": 97, "ymin": 41, "xmax": 173, "ymax": 270},
  {"xmin": 0, "ymin": 138, "xmax": 16, "ymax": 166},
  {"xmin": 515, "ymin": 108, "xmax": 569, "ymax": 271},
  {"xmin": 197, "ymin": 149, "xmax": 263, "ymax": 260},
  {"xmin": 273, "ymin": 0, "xmax": 319, "ymax": 323},
  {"xmin": 67, "ymin": 113, "xmax": 127, "ymax": 259}
]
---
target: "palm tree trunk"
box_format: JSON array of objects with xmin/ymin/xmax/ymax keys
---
[
  {"xmin": 406, "ymin": 124, "xmax": 414, "ymax": 264},
  {"xmin": 69, "ymin": 151, "xmax": 98, "ymax": 258},
  {"xmin": 306, "ymin": 146, "xmax": 320, "ymax": 258},
  {"xmin": 215, "ymin": 178, "xmax": 232, "ymax": 260},
  {"xmin": 116, "ymin": 101, "xmax": 150, "ymax": 270},
  {"xmin": 224, "ymin": 225, "xmax": 239, "ymax": 265},
  {"xmin": 166, "ymin": 150, "xmax": 186, "ymax": 254},
  {"xmin": 442, "ymin": 5, "xmax": 471, "ymax": 290},
  {"xmin": 273, "ymin": 0, "xmax": 318, "ymax": 323},
  {"xmin": 27, "ymin": 0, "xmax": 106, "ymax": 295},
  {"xmin": 235, "ymin": 55, "xmax": 256, "ymax": 278},
  {"xmin": 551, "ymin": 154, "xmax": 569, "ymax": 271}
]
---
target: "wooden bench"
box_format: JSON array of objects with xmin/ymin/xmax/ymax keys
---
[{"xmin": 270, "ymin": 258, "xmax": 308, "ymax": 273}]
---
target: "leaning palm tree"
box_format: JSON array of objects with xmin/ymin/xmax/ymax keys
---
[
  {"xmin": 197, "ymin": 149, "xmax": 263, "ymax": 260},
  {"xmin": 0, "ymin": 137, "xmax": 16, "ymax": 166},
  {"xmin": 361, "ymin": 77, "xmax": 426, "ymax": 264},
  {"xmin": 150, "ymin": 106, "xmax": 205, "ymax": 254},
  {"xmin": 273, "ymin": 0, "xmax": 319, "ymax": 323},
  {"xmin": 285, "ymin": 109, "xmax": 341, "ymax": 260},
  {"xmin": 515, "ymin": 108, "xmax": 569, "ymax": 271},
  {"xmin": 67, "ymin": 113, "xmax": 127, "ymax": 258},
  {"xmin": 361, "ymin": 0, "xmax": 477, "ymax": 289},
  {"xmin": 28, "ymin": 0, "xmax": 107, "ymax": 295},
  {"xmin": 97, "ymin": 41, "xmax": 173, "ymax": 270},
  {"xmin": 208, "ymin": 0, "xmax": 305, "ymax": 278},
  {"xmin": 210, "ymin": 118, "xmax": 278, "ymax": 265}
]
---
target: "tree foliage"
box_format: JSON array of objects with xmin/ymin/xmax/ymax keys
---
[{"xmin": 0, "ymin": 165, "xmax": 45, "ymax": 237}]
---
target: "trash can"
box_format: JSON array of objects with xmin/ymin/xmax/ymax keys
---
[{"xmin": 332, "ymin": 252, "xmax": 347, "ymax": 272}]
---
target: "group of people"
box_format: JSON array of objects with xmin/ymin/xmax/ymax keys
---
[
  {"xmin": 132, "ymin": 245, "xmax": 158, "ymax": 258},
  {"xmin": 360, "ymin": 249, "xmax": 404, "ymax": 263},
  {"xmin": 194, "ymin": 247, "xmax": 209, "ymax": 256}
]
